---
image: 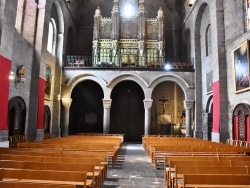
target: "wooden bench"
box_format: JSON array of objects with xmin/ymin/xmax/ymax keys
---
[
  {"xmin": 154, "ymin": 146, "xmax": 248, "ymax": 168},
  {"xmin": 0, "ymin": 154, "xmax": 105, "ymax": 186},
  {"xmin": 0, "ymin": 168, "xmax": 87, "ymax": 188},
  {"xmin": 164, "ymin": 160, "xmax": 232, "ymax": 187},
  {"xmin": 17, "ymin": 143, "xmax": 120, "ymax": 168},
  {"xmin": 0, "ymin": 160, "xmax": 97, "ymax": 188},
  {"xmin": 0, "ymin": 181, "xmax": 76, "ymax": 188},
  {"xmin": 175, "ymin": 166, "xmax": 250, "ymax": 188},
  {"xmin": 1, "ymin": 149, "xmax": 108, "ymax": 183},
  {"xmin": 180, "ymin": 174, "xmax": 250, "ymax": 188}
]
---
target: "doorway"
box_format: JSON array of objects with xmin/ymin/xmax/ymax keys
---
[
  {"xmin": 8, "ymin": 97, "xmax": 26, "ymax": 136},
  {"xmin": 69, "ymin": 80, "xmax": 104, "ymax": 134},
  {"xmin": 44, "ymin": 105, "xmax": 51, "ymax": 134},
  {"xmin": 110, "ymin": 81, "xmax": 144, "ymax": 142}
]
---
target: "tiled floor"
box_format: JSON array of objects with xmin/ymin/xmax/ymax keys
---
[{"xmin": 102, "ymin": 143, "xmax": 165, "ymax": 188}]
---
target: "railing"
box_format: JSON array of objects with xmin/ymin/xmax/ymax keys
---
[
  {"xmin": 65, "ymin": 55, "xmax": 93, "ymax": 67},
  {"xmin": 64, "ymin": 55, "xmax": 194, "ymax": 69}
]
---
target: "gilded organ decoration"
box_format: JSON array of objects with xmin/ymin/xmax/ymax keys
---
[{"xmin": 92, "ymin": 0, "xmax": 164, "ymax": 67}]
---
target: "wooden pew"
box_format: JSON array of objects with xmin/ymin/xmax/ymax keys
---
[
  {"xmin": 1, "ymin": 149, "xmax": 108, "ymax": 183},
  {"xmin": 0, "ymin": 168, "xmax": 87, "ymax": 188},
  {"xmin": 18, "ymin": 142, "xmax": 120, "ymax": 167},
  {"xmin": 24, "ymin": 162, "xmax": 95, "ymax": 188},
  {"xmin": 1, "ymin": 154, "xmax": 42, "ymax": 162},
  {"xmin": 180, "ymin": 174, "xmax": 250, "ymax": 188},
  {"xmin": 175, "ymin": 166, "xmax": 250, "ymax": 188},
  {"xmin": 164, "ymin": 160, "xmax": 232, "ymax": 187},
  {"xmin": 0, "ymin": 160, "xmax": 97, "ymax": 188},
  {"xmin": 41, "ymin": 157, "xmax": 104, "ymax": 186},
  {"xmin": 0, "ymin": 181, "xmax": 77, "ymax": 188},
  {"xmin": 153, "ymin": 146, "xmax": 248, "ymax": 168}
]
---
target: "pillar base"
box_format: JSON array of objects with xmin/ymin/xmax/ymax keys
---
[
  {"xmin": 212, "ymin": 132, "xmax": 220, "ymax": 143},
  {"xmin": 193, "ymin": 130, "xmax": 203, "ymax": 139},
  {"xmin": 0, "ymin": 130, "xmax": 8, "ymax": 142},
  {"xmin": 36, "ymin": 129, "xmax": 44, "ymax": 141}
]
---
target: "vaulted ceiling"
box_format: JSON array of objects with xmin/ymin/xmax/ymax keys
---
[{"xmin": 69, "ymin": 0, "xmax": 187, "ymax": 29}]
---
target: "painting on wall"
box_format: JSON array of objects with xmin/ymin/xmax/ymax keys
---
[
  {"xmin": 45, "ymin": 64, "xmax": 52, "ymax": 100},
  {"xmin": 245, "ymin": 0, "xmax": 250, "ymax": 31},
  {"xmin": 232, "ymin": 40, "xmax": 250, "ymax": 93},
  {"xmin": 205, "ymin": 69, "xmax": 213, "ymax": 94}
]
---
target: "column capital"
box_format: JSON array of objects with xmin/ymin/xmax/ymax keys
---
[
  {"xmin": 144, "ymin": 99, "xmax": 153, "ymax": 109},
  {"xmin": 61, "ymin": 98, "xmax": 72, "ymax": 108},
  {"xmin": 103, "ymin": 99, "xmax": 112, "ymax": 109},
  {"xmin": 183, "ymin": 100, "xmax": 194, "ymax": 109}
]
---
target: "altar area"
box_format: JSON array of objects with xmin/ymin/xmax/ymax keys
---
[{"xmin": 92, "ymin": 0, "xmax": 165, "ymax": 67}]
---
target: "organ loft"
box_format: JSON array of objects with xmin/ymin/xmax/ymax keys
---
[{"xmin": 92, "ymin": 0, "xmax": 165, "ymax": 67}]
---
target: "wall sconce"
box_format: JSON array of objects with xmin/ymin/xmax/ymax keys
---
[
  {"xmin": 15, "ymin": 65, "xmax": 26, "ymax": 89},
  {"xmin": 57, "ymin": 95, "xmax": 61, "ymax": 101},
  {"xmin": 189, "ymin": 0, "xmax": 195, "ymax": 7},
  {"xmin": 9, "ymin": 71, "xmax": 15, "ymax": 81}
]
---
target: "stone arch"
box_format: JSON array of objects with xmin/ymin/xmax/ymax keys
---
[
  {"xmin": 8, "ymin": 97, "xmax": 26, "ymax": 136},
  {"xmin": 194, "ymin": 2, "xmax": 209, "ymax": 138},
  {"xmin": 69, "ymin": 80, "xmax": 104, "ymax": 135},
  {"xmin": 107, "ymin": 73, "xmax": 148, "ymax": 98},
  {"xmin": 149, "ymin": 74, "xmax": 194, "ymax": 101},
  {"xmin": 50, "ymin": 1, "xmax": 64, "ymax": 35},
  {"xmin": 205, "ymin": 95, "xmax": 213, "ymax": 113},
  {"xmin": 64, "ymin": 73, "xmax": 107, "ymax": 99},
  {"xmin": 204, "ymin": 95, "xmax": 213, "ymax": 140},
  {"xmin": 47, "ymin": 1, "xmax": 64, "ymax": 64}
]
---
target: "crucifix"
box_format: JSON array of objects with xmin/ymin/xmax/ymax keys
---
[{"xmin": 159, "ymin": 96, "xmax": 168, "ymax": 114}]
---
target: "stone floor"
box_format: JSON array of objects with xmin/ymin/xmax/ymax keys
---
[{"xmin": 102, "ymin": 143, "xmax": 165, "ymax": 188}]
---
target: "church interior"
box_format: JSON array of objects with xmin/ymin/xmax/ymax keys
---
[{"xmin": 1, "ymin": 0, "xmax": 250, "ymax": 187}]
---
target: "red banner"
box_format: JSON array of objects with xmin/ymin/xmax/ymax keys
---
[
  {"xmin": 213, "ymin": 81, "xmax": 220, "ymax": 133},
  {"xmin": 0, "ymin": 55, "xmax": 11, "ymax": 130},
  {"xmin": 37, "ymin": 77, "xmax": 45, "ymax": 129}
]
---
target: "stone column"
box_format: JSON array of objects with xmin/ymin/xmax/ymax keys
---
[
  {"xmin": 61, "ymin": 98, "xmax": 72, "ymax": 137},
  {"xmin": 144, "ymin": 99, "xmax": 153, "ymax": 135},
  {"xmin": 184, "ymin": 100, "xmax": 194, "ymax": 137},
  {"xmin": 103, "ymin": 99, "xmax": 112, "ymax": 134}
]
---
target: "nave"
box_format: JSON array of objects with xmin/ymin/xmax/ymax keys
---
[
  {"xmin": 102, "ymin": 143, "xmax": 164, "ymax": 188},
  {"xmin": 1, "ymin": 135, "xmax": 250, "ymax": 188}
]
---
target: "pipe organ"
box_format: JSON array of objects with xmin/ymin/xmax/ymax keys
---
[{"xmin": 92, "ymin": 0, "xmax": 164, "ymax": 67}]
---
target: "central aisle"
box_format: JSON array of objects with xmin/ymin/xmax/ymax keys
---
[{"xmin": 102, "ymin": 143, "xmax": 165, "ymax": 188}]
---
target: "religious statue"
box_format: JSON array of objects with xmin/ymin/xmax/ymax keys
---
[
  {"xmin": 17, "ymin": 65, "xmax": 24, "ymax": 77},
  {"xmin": 159, "ymin": 96, "xmax": 168, "ymax": 114}
]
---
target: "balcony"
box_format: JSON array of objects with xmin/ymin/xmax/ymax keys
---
[{"xmin": 63, "ymin": 55, "xmax": 194, "ymax": 71}]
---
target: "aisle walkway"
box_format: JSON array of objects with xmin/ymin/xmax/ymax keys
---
[{"xmin": 102, "ymin": 143, "xmax": 165, "ymax": 188}]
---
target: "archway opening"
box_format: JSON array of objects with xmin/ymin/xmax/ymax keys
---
[
  {"xmin": 151, "ymin": 81, "xmax": 185, "ymax": 136},
  {"xmin": 8, "ymin": 97, "xmax": 26, "ymax": 136},
  {"xmin": 44, "ymin": 105, "xmax": 51, "ymax": 134},
  {"xmin": 110, "ymin": 81, "xmax": 144, "ymax": 142},
  {"xmin": 69, "ymin": 80, "xmax": 104, "ymax": 134},
  {"xmin": 233, "ymin": 103, "xmax": 250, "ymax": 141}
]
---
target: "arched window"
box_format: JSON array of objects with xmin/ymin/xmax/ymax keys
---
[
  {"xmin": 47, "ymin": 18, "xmax": 57, "ymax": 56},
  {"xmin": 15, "ymin": 0, "xmax": 25, "ymax": 34},
  {"xmin": 205, "ymin": 24, "xmax": 211, "ymax": 56}
]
